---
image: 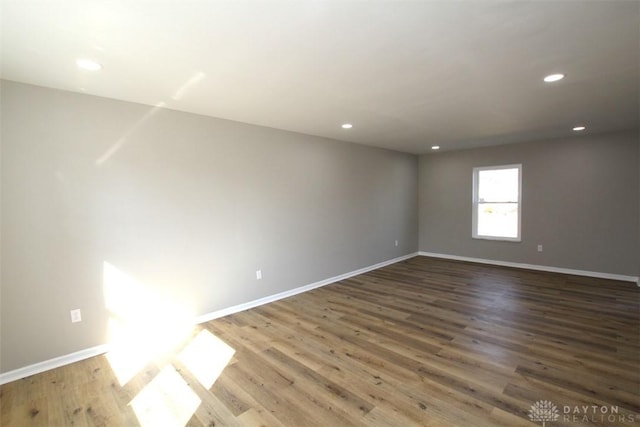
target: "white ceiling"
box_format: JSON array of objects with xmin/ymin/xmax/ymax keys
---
[{"xmin": 1, "ymin": 1, "xmax": 638, "ymax": 154}]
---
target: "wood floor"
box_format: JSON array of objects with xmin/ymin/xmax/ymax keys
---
[{"xmin": 2, "ymin": 256, "xmax": 639, "ymax": 426}]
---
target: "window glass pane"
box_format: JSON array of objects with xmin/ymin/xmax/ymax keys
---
[
  {"xmin": 476, "ymin": 203, "xmax": 518, "ymax": 238},
  {"xmin": 478, "ymin": 168, "xmax": 519, "ymax": 202}
]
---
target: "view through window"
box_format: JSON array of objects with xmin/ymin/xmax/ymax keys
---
[{"xmin": 472, "ymin": 164, "xmax": 521, "ymax": 241}]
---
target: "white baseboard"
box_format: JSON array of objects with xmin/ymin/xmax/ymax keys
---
[
  {"xmin": 194, "ymin": 252, "xmax": 419, "ymax": 324},
  {"xmin": 418, "ymin": 251, "xmax": 640, "ymax": 284},
  {"xmin": 0, "ymin": 252, "xmax": 419, "ymax": 385},
  {"xmin": 0, "ymin": 344, "xmax": 109, "ymax": 386}
]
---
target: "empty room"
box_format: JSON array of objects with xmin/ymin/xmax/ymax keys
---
[{"xmin": 1, "ymin": 1, "xmax": 639, "ymax": 426}]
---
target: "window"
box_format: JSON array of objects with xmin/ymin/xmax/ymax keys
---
[{"xmin": 472, "ymin": 164, "xmax": 521, "ymax": 241}]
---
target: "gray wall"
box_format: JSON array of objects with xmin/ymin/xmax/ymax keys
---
[
  {"xmin": 2, "ymin": 78, "xmax": 637, "ymax": 374},
  {"xmin": 419, "ymin": 130, "xmax": 639, "ymax": 277},
  {"xmin": 0, "ymin": 81, "xmax": 419, "ymax": 373}
]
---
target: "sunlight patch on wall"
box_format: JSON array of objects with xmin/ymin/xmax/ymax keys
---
[
  {"xmin": 95, "ymin": 71, "xmax": 206, "ymax": 166},
  {"xmin": 102, "ymin": 262, "xmax": 238, "ymax": 425},
  {"xmin": 95, "ymin": 101, "xmax": 166, "ymax": 166},
  {"xmin": 171, "ymin": 71, "xmax": 206, "ymax": 101},
  {"xmin": 103, "ymin": 261, "xmax": 195, "ymax": 385},
  {"xmin": 130, "ymin": 365, "xmax": 201, "ymax": 427},
  {"xmin": 178, "ymin": 329, "xmax": 235, "ymax": 390}
]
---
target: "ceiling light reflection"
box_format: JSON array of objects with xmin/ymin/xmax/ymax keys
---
[
  {"xmin": 76, "ymin": 58, "xmax": 103, "ymax": 71},
  {"xmin": 543, "ymin": 73, "xmax": 564, "ymax": 82}
]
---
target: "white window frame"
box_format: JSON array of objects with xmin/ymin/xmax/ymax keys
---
[{"xmin": 472, "ymin": 164, "xmax": 522, "ymax": 242}]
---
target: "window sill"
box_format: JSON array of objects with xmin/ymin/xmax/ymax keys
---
[{"xmin": 472, "ymin": 235, "xmax": 521, "ymax": 243}]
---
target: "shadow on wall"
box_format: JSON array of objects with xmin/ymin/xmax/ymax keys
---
[{"xmin": 102, "ymin": 261, "xmax": 235, "ymax": 426}]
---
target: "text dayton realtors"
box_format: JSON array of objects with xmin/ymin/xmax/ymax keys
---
[{"xmin": 562, "ymin": 405, "xmax": 638, "ymax": 424}]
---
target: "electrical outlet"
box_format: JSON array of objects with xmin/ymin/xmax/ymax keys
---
[
  {"xmin": 256, "ymin": 269, "xmax": 262, "ymax": 280},
  {"xmin": 537, "ymin": 244, "xmax": 543, "ymax": 252},
  {"xmin": 70, "ymin": 309, "xmax": 82, "ymax": 323},
  {"xmin": 394, "ymin": 240, "xmax": 399, "ymax": 247}
]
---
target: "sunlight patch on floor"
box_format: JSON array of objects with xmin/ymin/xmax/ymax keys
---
[
  {"xmin": 130, "ymin": 365, "xmax": 201, "ymax": 427},
  {"xmin": 101, "ymin": 261, "xmax": 237, "ymax": 426},
  {"xmin": 178, "ymin": 329, "xmax": 235, "ymax": 390}
]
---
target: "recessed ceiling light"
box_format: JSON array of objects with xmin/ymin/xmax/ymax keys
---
[
  {"xmin": 431, "ymin": 145, "xmax": 440, "ymax": 150},
  {"xmin": 543, "ymin": 73, "xmax": 564, "ymax": 83},
  {"xmin": 76, "ymin": 58, "xmax": 102, "ymax": 71},
  {"xmin": 341, "ymin": 123, "xmax": 353, "ymax": 129},
  {"xmin": 573, "ymin": 125, "xmax": 586, "ymax": 131}
]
